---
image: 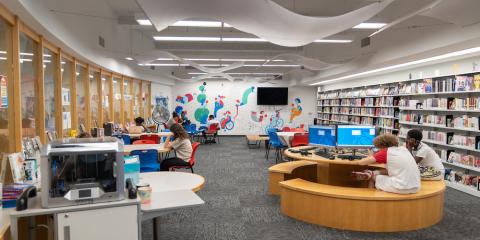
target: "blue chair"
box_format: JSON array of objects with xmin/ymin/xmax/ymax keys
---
[
  {"xmin": 267, "ymin": 128, "xmax": 286, "ymax": 163},
  {"xmin": 122, "ymin": 134, "xmax": 131, "ymax": 145},
  {"xmin": 130, "ymin": 149, "xmax": 159, "ymax": 172},
  {"xmin": 185, "ymin": 124, "xmax": 199, "ymax": 141}
]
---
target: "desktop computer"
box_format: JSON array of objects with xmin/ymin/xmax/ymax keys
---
[
  {"xmin": 336, "ymin": 125, "xmax": 376, "ymax": 160},
  {"xmin": 308, "ymin": 125, "xmax": 336, "ymax": 159}
]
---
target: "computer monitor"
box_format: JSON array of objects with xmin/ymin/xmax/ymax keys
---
[
  {"xmin": 308, "ymin": 125, "xmax": 336, "ymax": 148},
  {"xmin": 336, "ymin": 125, "xmax": 376, "ymax": 148}
]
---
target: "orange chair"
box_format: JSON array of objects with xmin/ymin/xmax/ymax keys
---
[
  {"xmin": 133, "ymin": 139, "xmax": 156, "ymax": 145},
  {"xmin": 169, "ymin": 142, "xmax": 200, "ymax": 173},
  {"xmin": 140, "ymin": 134, "xmax": 160, "ymax": 144},
  {"xmin": 291, "ymin": 133, "xmax": 309, "ymax": 147}
]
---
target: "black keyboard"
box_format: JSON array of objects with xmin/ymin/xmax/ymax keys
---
[
  {"xmin": 337, "ymin": 154, "xmax": 365, "ymax": 160},
  {"xmin": 300, "ymin": 146, "xmax": 317, "ymax": 151},
  {"xmin": 314, "ymin": 151, "xmax": 335, "ymax": 159}
]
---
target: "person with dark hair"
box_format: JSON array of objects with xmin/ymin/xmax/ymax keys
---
[
  {"xmin": 352, "ymin": 134, "xmax": 421, "ymax": 194},
  {"xmin": 202, "ymin": 115, "xmax": 220, "ymax": 143},
  {"xmin": 166, "ymin": 112, "xmax": 181, "ymax": 128},
  {"xmin": 160, "ymin": 123, "xmax": 193, "ymax": 171},
  {"xmin": 406, "ymin": 129, "xmax": 444, "ymax": 180}
]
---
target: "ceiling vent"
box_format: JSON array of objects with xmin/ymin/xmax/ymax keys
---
[
  {"xmin": 361, "ymin": 37, "xmax": 370, "ymax": 48},
  {"xmin": 98, "ymin": 36, "xmax": 105, "ymax": 48}
]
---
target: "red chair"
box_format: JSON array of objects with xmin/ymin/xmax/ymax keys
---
[
  {"xmin": 291, "ymin": 133, "xmax": 309, "ymax": 147},
  {"xmin": 282, "ymin": 127, "xmax": 291, "ymax": 132},
  {"xmin": 291, "ymin": 128, "xmax": 305, "ymax": 132},
  {"xmin": 169, "ymin": 142, "xmax": 200, "ymax": 173},
  {"xmin": 299, "ymin": 124, "xmax": 305, "ymax": 129},
  {"xmin": 133, "ymin": 139, "xmax": 156, "ymax": 145},
  {"xmin": 204, "ymin": 123, "xmax": 219, "ymax": 144},
  {"xmin": 140, "ymin": 134, "xmax": 160, "ymax": 144}
]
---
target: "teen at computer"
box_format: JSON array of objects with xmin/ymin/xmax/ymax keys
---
[
  {"xmin": 405, "ymin": 129, "xmax": 444, "ymax": 181},
  {"xmin": 353, "ymin": 134, "xmax": 421, "ymax": 194}
]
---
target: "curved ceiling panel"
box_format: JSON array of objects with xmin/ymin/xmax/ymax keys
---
[{"xmin": 137, "ymin": 0, "xmax": 395, "ymax": 47}]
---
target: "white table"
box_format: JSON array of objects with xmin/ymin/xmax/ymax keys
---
[
  {"xmin": 139, "ymin": 172, "xmax": 205, "ymax": 239},
  {"xmin": 276, "ymin": 131, "xmax": 305, "ymax": 147},
  {"xmin": 123, "ymin": 143, "xmax": 171, "ymax": 154},
  {"xmin": 128, "ymin": 132, "xmax": 173, "ymax": 139}
]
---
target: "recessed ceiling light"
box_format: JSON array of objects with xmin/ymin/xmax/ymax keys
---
[
  {"xmin": 313, "ymin": 39, "xmax": 352, "ymax": 43},
  {"xmin": 310, "ymin": 46, "xmax": 480, "ymax": 85},
  {"xmin": 125, "ymin": 57, "xmax": 134, "ymax": 61},
  {"xmin": 153, "ymin": 36, "xmax": 221, "ymax": 41},
  {"xmin": 353, "ymin": 22, "xmax": 387, "ymax": 29},
  {"xmin": 136, "ymin": 19, "xmax": 152, "ymax": 26}
]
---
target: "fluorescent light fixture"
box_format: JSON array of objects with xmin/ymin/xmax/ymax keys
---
[
  {"xmin": 0, "ymin": 57, "xmax": 6, "ymax": 60},
  {"xmin": 102, "ymin": 77, "xmax": 106, "ymax": 81},
  {"xmin": 153, "ymin": 36, "xmax": 221, "ymax": 41},
  {"xmin": 188, "ymin": 72, "xmax": 282, "ymax": 75},
  {"xmin": 136, "ymin": 19, "xmax": 152, "ymax": 25},
  {"xmin": 156, "ymin": 58, "xmax": 174, "ymax": 61},
  {"xmin": 185, "ymin": 58, "xmax": 221, "ymax": 61},
  {"xmin": 76, "ymin": 72, "xmax": 80, "ymax": 76},
  {"xmin": 20, "ymin": 52, "xmax": 34, "ymax": 56},
  {"xmin": 222, "ymin": 38, "xmax": 267, "ymax": 42},
  {"xmin": 140, "ymin": 63, "xmax": 189, "ymax": 66},
  {"xmin": 244, "ymin": 64, "xmax": 300, "ymax": 67},
  {"xmin": 19, "ymin": 58, "xmax": 32, "ymax": 62},
  {"xmin": 125, "ymin": 57, "xmax": 134, "ymax": 61},
  {"xmin": 313, "ymin": 39, "xmax": 352, "ymax": 43},
  {"xmin": 353, "ymin": 22, "xmax": 386, "ymax": 29},
  {"xmin": 172, "ymin": 21, "xmax": 222, "ymax": 27},
  {"xmin": 89, "ymin": 74, "xmax": 94, "ymax": 78},
  {"xmin": 310, "ymin": 46, "xmax": 480, "ymax": 85}
]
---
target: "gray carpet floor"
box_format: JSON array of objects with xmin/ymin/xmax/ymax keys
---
[{"xmin": 142, "ymin": 136, "xmax": 480, "ymax": 240}]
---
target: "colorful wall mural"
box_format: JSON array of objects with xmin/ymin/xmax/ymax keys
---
[{"xmin": 173, "ymin": 82, "xmax": 315, "ymax": 135}]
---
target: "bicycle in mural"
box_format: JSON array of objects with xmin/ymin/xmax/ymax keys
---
[
  {"xmin": 220, "ymin": 110, "xmax": 235, "ymax": 131},
  {"xmin": 265, "ymin": 109, "xmax": 284, "ymax": 133}
]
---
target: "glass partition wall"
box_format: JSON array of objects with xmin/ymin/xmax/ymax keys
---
[
  {"xmin": 61, "ymin": 58, "xmax": 73, "ymax": 137},
  {"xmin": 19, "ymin": 33, "xmax": 39, "ymax": 138},
  {"xmin": 0, "ymin": 18, "xmax": 12, "ymax": 152},
  {"xmin": 101, "ymin": 75, "xmax": 110, "ymax": 123},
  {"xmin": 90, "ymin": 70, "xmax": 100, "ymax": 128},
  {"xmin": 44, "ymin": 47, "xmax": 57, "ymax": 137},
  {"xmin": 123, "ymin": 79, "xmax": 131, "ymax": 125},
  {"xmin": 76, "ymin": 64, "xmax": 86, "ymax": 130},
  {"xmin": 113, "ymin": 77, "xmax": 121, "ymax": 124}
]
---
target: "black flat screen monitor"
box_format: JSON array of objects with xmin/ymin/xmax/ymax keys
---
[{"xmin": 257, "ymin": 87, "xmax": 288, "ymax": 105}]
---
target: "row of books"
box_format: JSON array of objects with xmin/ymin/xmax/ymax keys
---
[
  {"xmin": 445, "ymin": 170, "xmax": 480, "ymax": 191},
  {"xmin": 2, "ymin": 184, "xmax": 33, "ymax": 208},
  {"xmin": 399, "ymin": 98, "xmax": 448, "ymax": 109},
  {"xmin": 446, "ymin": 151, "xmax": 480, "ymax": 168},
  {"xmin": 318, "ymin": 74, "xmax": 480, "ymax": 100},
  {"xmin": 318, "ymin": 98, "xmax": 399, "ymax": 107},
  {"xmin": 378, "ymin": 118, "xmax": 399, "ymax": 129},
  {"xmin": 400, "ymin": 113, "xmax": 480, "ymax": 130},
  {"xmin": 400, "ymin": 127, "xmax": 479, "ymax": 150}
]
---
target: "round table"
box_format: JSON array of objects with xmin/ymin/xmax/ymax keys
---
[
  {"xmin": 139, "ymin": 172, "xmax": 205, "ymax": 193},
  {"xmin": 276, "ymin": 132, "xmax": 305, "ymax": 147},
  {"xmin": 123, "ymin": 143, "xmax": 172, "ymax": 154}
]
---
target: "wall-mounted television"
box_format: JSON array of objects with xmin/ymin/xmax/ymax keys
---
[{"xmin": 257, "ymin": 87, "xmax": 288, "ymax": 105}]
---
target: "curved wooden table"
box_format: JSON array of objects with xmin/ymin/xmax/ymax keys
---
[
  {"xmin": 283, "ymin": 147, "xmax": 385, "ymax": 187},
  {"xmin": 139, "ymin": 172, "xmax": 205, "ymax": 193},
  {"xmin": 280, "ymin": 179, "xmax": 445, "ymax": 232},
  {"xmin": 270, "ymin": 146, "xmax": 445, "ymax": 232}
]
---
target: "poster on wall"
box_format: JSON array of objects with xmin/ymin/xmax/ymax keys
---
[
  {"xmin": 152, "ymin": 96, "xmax": 170, "ymax": 123},
  {"xmin": 62, "ymin": 112, "xmax": 71, "ymax": 130},
  {"xmin": 103, "ymin": 95, "xmax": 109, "ymax": 107},
  {"xmin": 61, "ymin": 88, "xmax": 70, "ymax": 106},
  {"xmin": 0, "ymin": 75, "xmax": 7, "ymax": 108}
]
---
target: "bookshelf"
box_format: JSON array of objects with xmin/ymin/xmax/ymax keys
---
[{"xmin": 317, "ymin": 72, "xmax": 480, "ymax": 197}]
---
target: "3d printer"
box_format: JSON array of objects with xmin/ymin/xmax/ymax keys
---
[{"xmin": 41, "ymin": 137, "xmax": 125, "ymax": 208}]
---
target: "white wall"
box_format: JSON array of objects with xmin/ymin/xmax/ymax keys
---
[
  {"xmin": 173, "ymin": 81, "xmax": 316, "ymax": 135},
  {"xmin": 321, "ymin": 54, "xmax": 480, "ymax": 91},
  {"xmin": 151, "ymin": 83, "xmax": 173, "ymax": 111}
]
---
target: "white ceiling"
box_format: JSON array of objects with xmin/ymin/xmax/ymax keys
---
[{"xmin": 28, "ymin": 0, "xmax": 480, "ymax": 85}]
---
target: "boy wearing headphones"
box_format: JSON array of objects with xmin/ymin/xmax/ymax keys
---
[{"xmin": 406, "ymin": 129, "xmax": 444, "ymax": 180}]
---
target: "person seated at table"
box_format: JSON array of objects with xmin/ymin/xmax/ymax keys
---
[
  {"xmin": 406, "ymin": 129, "xmax": 444, "ymax": 180},
  {"xmin": 130, "ymin": 117, "xmax": 146, "ymax": 133},
  {"xmin": 180, "ymin": 110, "xmax": 191, "ymax": 127},
  {"xmin": 202, "ymin": 115, "xmax": 220, "ymax": 143},
  {"xmin": 352, "ymin": 134, "xmax": 421, "ymax": 194},
  {"xmin": 160, "ymin": 123, "xmax": 193, "ymax": 171},
  {"xmin": 166, "ymin": 112, "xmax": 181, "ymax": 129}
]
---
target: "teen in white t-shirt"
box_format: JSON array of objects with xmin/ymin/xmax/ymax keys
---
[
  {"xmin": 353, "ymin": 134, "xmax": 421, "ymax": 194},
  {"xmin": 406, "ymin": 129, "xmax": 444, "ymax": 180}
]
